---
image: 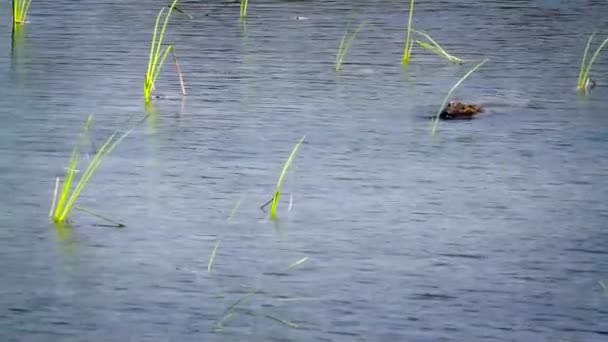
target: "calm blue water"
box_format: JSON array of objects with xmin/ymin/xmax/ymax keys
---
[{"xmin": 1, "ymin": 0, "xmax": 607, "ymax": 341}]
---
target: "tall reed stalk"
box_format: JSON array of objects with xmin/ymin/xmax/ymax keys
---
[
  {"xmin": 50, "ymin": 116, "xmax": 130, "ymax": 223},
  {"xmin": 431, "ymin": 59, "xmax": 488, "ymax": 136},
  {"xmin": 13, "ymin": 0, "xmax": 33, "ymax": 25},
  {"xmin": 144, "ymin": 0, "xmax": 179, "ymax": 103},
  {"xmin": 402, "ymin": 0, "xmax": 415, "ymax": 65},
  {"xmin": 577, "ymin": 33, "xmax": 608, "ymax": 93}
]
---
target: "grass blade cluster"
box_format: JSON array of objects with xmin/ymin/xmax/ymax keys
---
[
  {"xmin": 13, "ymin": 0, "xmax": 33, "ymax": 25},
  {"xmin": 240, "ymin": 0, "xmax": 249, "ymax": 18},
  {"xmin": 269, "ymin": 136, "xmax": 306, "ymax": 219},
  {"xmin": 577, "ymin": 33, "xmax": 608, "ymax": 92},
  {"xmin": 144, "ymin": 0, "xmax": 179, "ymax": 103},
  {"xmin": 402, "ymin": 0, "xmax": 415, "ymax": 65},
  {"xmin": 335, "ymin": 23, "xmax": 365, "ymax": 71},
  {"xmin": 414, "ymin": 30, "xmax": 463, "ymax": 64},
  {"xmin": 431, "ymin": 59, "xmax": 489, "ymax": 136},
  {"xmin": 50, "ymin": 116, "xmax": 130, "ymax": 223}
]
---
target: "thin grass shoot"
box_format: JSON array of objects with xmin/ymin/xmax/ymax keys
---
[
  {"xmin": 51, "ymin": 116, "xmax": 131, "ymax": 223},
  {"xmin": 144, "ymin": 0, "xmax": 179, "ymax": 103},
  {"xmin": 431, "ymin": 59, "xmax": 489, "ymax": 136},
  {"xmin": 208, "ymin": 196, "xmax": 243, "ymax": 273},
  {"xmin": 335, "ymin": 23, "xmax": 365, "ymax": 71},
  {"xmin": 13, "ymin": 0, "xmax": 33, "ymax": 25},
  {"xmin": 414, "ymin": 30, "xmax": 463, "ymax": 64},
  {"xmin": 577, "ymin": 33, "xmax": 608, "ymax": 92},
  {"xmin": 402, "ymin": 0, "xmax": 415, "ymax": 65},
  {"xmin": 240, "ymin": 0, "xmax": 248, "ymax": 18},
  {"xmin": 269, "ymin": 136, "xmax": 306, "ymax": 219}
]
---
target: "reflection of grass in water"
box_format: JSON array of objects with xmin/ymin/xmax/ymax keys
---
[
  {"xmin": 402, "ymin": 0, "xmax": 415, "ymax": 65},
  {"xmin": 50, "ymin": 116, "xmax": 131, "ymax": 224},
  {"xmin": 430, "ymin": 59, "xmax": 488, "ymax": 136},
  {"xmin": 577, "ymin": 33, "xmax": 608, "ymax": 93},
  {"xmin": 12, "ymin": 0, "xmax": 33, "ymax": 25},
  {"xmin": 213, "ymin": 257, "xmax": 309, "ymax": 331},
  {"xmin": 414, "ymin": 30, "xmax": 463, "ymax": 64}
]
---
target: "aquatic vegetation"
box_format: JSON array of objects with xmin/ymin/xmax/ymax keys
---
[
  {"xmin": 287, "ymin": 256, "xmax": 308, "ymax": 270},
  {"xmin": 240, "ymin": 0, "xmax": 248, "ymax": 18},
  {"xmin": 431, "ymin": 59, "xmax": 489, "ymax": 135},
  {"xmin": 12, "ymin": 0, "xmax": 33, "ymax": 25},
  {"xmin": 414, "ymin": 30, "xmax": 463, "ymax": 64},
  {"xmin": 50, "ymin": 116, "xmax": 130, "ymax": 224},
  {"xmin": 208, "ymin": 196, "xmax": 243, "ymax": 273},
  {"xmin": 268, "ymin": 136, "xmax": 306, "ymax": 219},
  {"xmin": 171, "ymin": 50, "xmax": 187, "ymax": 96},
  {"xmin": 402, "ymin": 0, "xmax": 415, "ymax": 65},
  {"xmin": 577, "ymin": 33, "xmax": 608, "ymax": 93},
  {"xmin": 335, "ymin": 23, "xmax": 365, "ymax": 71},
  {"xmin": 144, "ymin": 0, "xmax": 179, "ymax": 103}
]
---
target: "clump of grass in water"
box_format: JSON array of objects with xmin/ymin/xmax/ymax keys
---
[
  {"xmin": 13, "ymin": 0, "xmax": 33, "ymax": 25},
  {"xmin": 335, "ymin": 23, "xmax": 365, "ymax": 72},
  {"xmin": 144, "ymin": 0, "xmax": 179, "ymax": 103},
  {"xmin": 240, "ymin": 0, "xmax": 248, "ymax": 18},
  {"xmin": 430, "ymin": 59, "xmax": 489, "ymax": 136},
  {"xmin": 261, "ymin": 136, "xmax": 306, "ymax": 219},
  {"xmin": 577, "ymin": 32, "xmax": 608, "ymax": 93},
  {"xmin": 402, "ymin": 0, "xmax": 415, "ymax": 65},
  {"xmin": 414, "ymin": 30, "xmax": 463, "ymax": 64},
  {"xmin": 49, "ymin": 116, "xmax": 130, "ymax": 224}
]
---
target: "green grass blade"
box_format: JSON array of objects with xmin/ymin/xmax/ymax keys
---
[
  {"xmin": 150, "ymin": 45, "xmax": 174, "ymax": 87},
  {"xmin": 577, "ymin": 33, "xmax": 595, "ymax": 90},
  {"xmin": 147, "ymin": 8, "xmax": 166, "ymax": 84},
  {"xmin": 414, "ymin": 30, "xmax": 463, "ymax": 64},
  {"xmin": 58, "ymin": 128, "xmax": 131, "ymax": 222},
  {"xmin": 335, "ymin": 23, "xmax": 365, "ymax": 71},
  {"xmin": 335, "ymin": 31, "xmax": 349, "ymax": 70},
  {"xmin": 431, "ymin": 59, "xmax": 488, "ymax": 136},
  {"xmin": 580, "ymin": 36, "xmax": 608, "ymax": 91},
  {"xmin": 270, "ymin": 135, "xmax": 306, "ymax": 219},
  {"xmin": 402, "ymin": 0, "xmax": 415, "ymax": 65},
  {"xmin": 208, "ymin": 196, "xmax": 243, "ymax": 273},
  {"xmin": 240, "ymin": 0, "xmax": 249, "ymax": 17}
]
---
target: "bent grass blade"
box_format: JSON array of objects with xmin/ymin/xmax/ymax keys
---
[
  {"xmin": 270, "ymin": 136, "xmax": 306, "ymax": 219},
  {"xmin": 431, "ymin": 59, "xmax": 489, "ymax": 136},
  {"xmin": 414, "ymin": 30, "xmax": 463, "ymax": 64},
  {"xmin": 577, "ymin": 33, "xmax": 608, "ymax": 92}
]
